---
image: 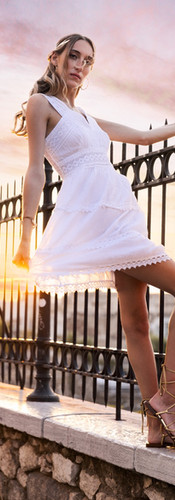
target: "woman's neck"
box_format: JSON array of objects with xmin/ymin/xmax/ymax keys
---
[{"xmin": 56, "ymin": 89, "xmax": 77, "ymax": 109}]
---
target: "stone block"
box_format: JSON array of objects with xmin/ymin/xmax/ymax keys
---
[
  {"xmin": 46, "ymin": 453, "xmax": 52, "ymax": 463},
  {"xmin": 79, "ymin": 469, "xmax": 101, "ymax": 500},
  {"xmin": 96, "ymin": 494, "xmax": 116, "ymax": 500},
  {"xmin": 0, "ymin": 440, "xmax": 19, "ymax": 478},
  {"xmin": 144, "ymin": 486, "xmax": 166, "ymax": 500},
  {"xmin": 75, "ymin": 455, "xmax": 84, "ymax": 464},
  {"xmin": 19, "ymin": 442, "xmax": 39, "ymax": 471},
  {"xmin": 143, "ymin": 477, "xmax": 152, "ymax": 489},
  {"xmin": 144, "ymin": 485, "xmax": 175, "ymax": 500},
  {"xmin": 8, "ymin": 479, "xmax": 26, "ymax": 500},
  {"xmin": 0, "ymin": 471, "xmax": 8, "ymax": 498},
  {"xmin": 17, "ymin": 467, "xmax": 28, "ymax": 488},
  {"xmin": 27, "ymin": 471, "xmax": 71, "ymax": 500},
  {"xmin": 28, "ymin": 437, "xmax": 40, "ymax": 447},
  {"xmin": 3, "ymin": 428, "xmax": 22, "ymax": 441},
  {"xmin": 38, "ymin": 454, "xmax": 52, "ymax": 474},
  {"xmin": 52, "ymin": 452, "xmax": 80, "ymax": 486},
  {"xmin": 105, "ymin": 476, "xmax": 117, "ymax": 492},
  {"xmin": 69, "ymin": 491, "xmax": 85, "ymax": 499},
  {"xmin": 62, "ymin": 447, "xmax": 70, "ymax": 458}
]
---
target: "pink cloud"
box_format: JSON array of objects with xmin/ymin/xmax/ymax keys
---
[{"xmin": 1, "ymin": 0, "xmax": 175, "ymax": 181}]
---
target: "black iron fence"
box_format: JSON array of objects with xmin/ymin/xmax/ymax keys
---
[{"xmin": 1, "ymin": 134, "xmax": 175, "ymax": 419}]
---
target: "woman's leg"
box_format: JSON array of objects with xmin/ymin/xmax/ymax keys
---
[
  {"xmin": 115, "ymin": 270, "xmax": 158, "ymax": 399},
  {"xmin": 118, "ymin": 259, "xmax": 175, "ymax": 442},
  {"xmin": 115, "ymin": 269, "xmax": 163, "ymax": 444}
]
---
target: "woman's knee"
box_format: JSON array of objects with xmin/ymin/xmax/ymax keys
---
[{"xmin": 122, "ymin": 309, "xmax": 149, "ymax": 339}]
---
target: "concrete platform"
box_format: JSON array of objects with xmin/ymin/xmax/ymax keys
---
[{"xmin": 0, "ymin": 383, "xmax": 175, "ymax": 485}]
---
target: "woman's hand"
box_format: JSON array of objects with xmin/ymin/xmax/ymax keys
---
[{"xmin": 12, "ymin": 239, "xmax": 31, "ymax": 270}]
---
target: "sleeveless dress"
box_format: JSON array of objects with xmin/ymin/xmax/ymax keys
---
[{"xmin": 29, "ymin": 95, "xmax": 170, "ymax": 294}]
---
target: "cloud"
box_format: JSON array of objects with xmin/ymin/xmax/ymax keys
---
[{"xmin": 1, "ymin": 0, "xmax": 175, "ymax": 180}]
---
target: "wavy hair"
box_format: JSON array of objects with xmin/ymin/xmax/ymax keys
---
[{"xmin": 13, "ymin": 34, "xmax": 95, "ymax": 136}]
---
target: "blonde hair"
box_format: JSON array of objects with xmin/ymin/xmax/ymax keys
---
[{"xmin": 13, "ymin": 34, "xmax": 95, "ymax": 136}]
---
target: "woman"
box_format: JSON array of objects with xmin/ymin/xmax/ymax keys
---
[{"xmin": 13, "ymin": 33, "xmax": 175, "ymax": 447}]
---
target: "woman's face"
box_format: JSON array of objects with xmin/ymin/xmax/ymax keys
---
[{"xmin": 54, "ymin": 39, "xmax": 94, "ymax": 90}]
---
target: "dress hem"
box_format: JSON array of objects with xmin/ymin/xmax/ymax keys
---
[{"xmin": 30, "ymin": 253, "xmax": 171, "ymax": 294}]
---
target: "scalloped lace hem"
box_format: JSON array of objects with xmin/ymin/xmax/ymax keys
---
[{"xmin": 31, "ymin": 253, "xmax": 171, "ymax": 294}]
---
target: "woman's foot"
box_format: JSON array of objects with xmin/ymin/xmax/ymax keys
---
[
  {"xmin": 147, "ymin": 391, "xmax": 175, "ymax": 446},
  {"xmin": 146, "ymin": 410, "xmax": 173, "ymax": 447}
]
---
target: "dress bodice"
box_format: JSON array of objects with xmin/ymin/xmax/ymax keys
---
[
  {"xmin": 43, "ymin": 95, "xmax": 110, "ymax": 179},
  {"xmin": 41, "ymin": 94, "xmax": 138, "ymax": 213}
]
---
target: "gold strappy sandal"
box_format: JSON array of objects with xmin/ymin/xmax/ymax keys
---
[
  {"xmin": 141, "ymin": 400, "xmax": 170, "ymax": 448},
  {"xmin": 143, "ymin": 363, "xmax": 175, "ymax": 447}
]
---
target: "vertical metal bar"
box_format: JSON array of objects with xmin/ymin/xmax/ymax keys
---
[
  {"xmin": 63, "ymin": 293, "xmax": 68, "ymax": 342},
  {"xmin": 73, "ymin": 292, "xmax": 78, "ymax": 344},
  {"xmin": 106, "ymin": 289, "xmax": 111, "ymax": 349},
  {"xmin": 82, "ymin": 289, "xmax": 88, "ymax": 400},
  {"xmin": 149, "ymin": 124, "xmax": 152, "ymax": 153},
  {"xmin": 72, "ymin": 291, "xmax": 78, "ymax": 398},
  {"xmin": 163, "ymin": 119, "xmax": 168, "ymax": 148},
  {"xmin": 16, "ymin": 284, "xmax": 20, "ymax": 339},
  {"xmin": 27, "ymin": 291, "xmax": 59, "ymax": 401},
  {"xmin": 135, "ymin": 144, "xmax": 139, "ymax": 157},
  {"xmin": 122, "ymin": 143, "xmax": 126, "ymax": 161},
  {"xmin": 116, "ymin": 299, "xmax": 122, "ymax": 420},
  {"xmin": 10, "ymin": 219, "xmax": 15, "ymax": 336},
  {"xmin": 147, "ymin": 187, "xmax": 152, "ymax": 239},
  {"xmin": 82, "ymin": 291, "xmax": 88, "ymax": 400},
  {"xmin": 52, "ymin": 294, "xmax": 58, "ymax": 392},
  {"xmin": 30, "ymin": 286, "xmax": 37, "ymax": 387},
  {"xmin": 2, "ymin": 220, "xmax": 8, "ymax": 383},
  {"xmin": 62, "ymin": 293, "xmax": 68, "ymax": 394},
  {"xmin": 110, "ymin": 142, "xmax": 113, "ymax": 163},
  {"xmin": 105, "ymin": 289, "xmax": 111, "ymax": 406},
  {"xmin": 24, "ymin": 283, "xmax": 28, "ymax": 338},
  {"xmin": 93, "ymin": 289, "xmax": 99, "ymax": 403},
  {"xmin": 2, "ymin": 222, "xmax": 8, "ymax": 338},
  {"xmin": 159, "ymin": 183, "xmax": 166, "ymax": 354},
  {"xmin": 22, "ymin": 282, "xmax": 28, "ymax": 389}
]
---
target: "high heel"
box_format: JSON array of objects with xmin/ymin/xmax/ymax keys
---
[
  {"xmin": 141, "ymin": 400, "xmax": 172, "ymax": 448},
  {"xmin": 143, "ymin": 363, "xmax": 175, "ymax": 447}
]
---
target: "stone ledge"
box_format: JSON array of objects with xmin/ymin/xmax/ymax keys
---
[{"xmin": 0, "ymin": 383, "xmax": 175, "ymax": 486}]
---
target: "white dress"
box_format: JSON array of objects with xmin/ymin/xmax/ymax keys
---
[{"xmin": 29, "ymin": 95, "xmax": 170, "ymax": 294}]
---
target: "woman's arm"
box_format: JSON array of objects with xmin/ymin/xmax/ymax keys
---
[
  {"xmin": 95, "ymin": 117, "xmax": 175, "ymax": 145},
  {"xmin": 13, "ymin": 94, "xmax": 49, "ymax": 269}
]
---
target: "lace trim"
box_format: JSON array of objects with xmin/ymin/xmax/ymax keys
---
[
  {"xmin": 34, "ymin": 279, "xmax": 115, "ymax": 295},
  {"xmin": 31, "ymin": 254, "xmax": 171, "ymax": 294},
  {"xmin": 110, "ymin": 254, "xmax": 171, "ymax": 270},
  {"xmin": 45, "ymin": 148, "xmax": 110, "ymax": 178}
]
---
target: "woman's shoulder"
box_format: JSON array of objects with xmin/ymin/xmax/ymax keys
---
[
  {"xmin": 27, "ymin": 93, "xmax": 50, "ymax": 105},
  {"xmin": 27, "ymin": 93, "xmax": 51, "ymax": 117}
]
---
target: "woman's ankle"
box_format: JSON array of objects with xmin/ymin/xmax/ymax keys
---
[{"xmin": 150, "ymin": 389, "xmax": 175, "ymax": 408}]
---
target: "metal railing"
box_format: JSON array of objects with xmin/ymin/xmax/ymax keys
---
[{"xmin": 0, "ymin": 134, "xmax": 175, "ymax": 419}]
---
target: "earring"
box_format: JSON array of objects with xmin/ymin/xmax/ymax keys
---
[{"xmin": 81, "ymin": 78, "xmax": 89, "ymax": 91}]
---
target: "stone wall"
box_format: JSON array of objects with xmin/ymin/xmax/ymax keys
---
[{"xmin": 0, "ymin": 424, "xmax": 175, "ymax": 500}]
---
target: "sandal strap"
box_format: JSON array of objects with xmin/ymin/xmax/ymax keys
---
[
  {"xmin": 141, "ymin": 400, "xmax": 160, "ymax": 434},
  {"xmin": 160, "ymin": 363, "xmax": 175, "ymax": 397}
]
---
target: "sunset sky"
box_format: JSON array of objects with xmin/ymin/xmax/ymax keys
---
[{"xmin": 1, "ymin": 0, "xmax": 175, "ymax": 185}]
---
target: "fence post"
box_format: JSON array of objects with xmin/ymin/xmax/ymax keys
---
[{"xmin": 27, "ymin": 159, "xmax": 59, "ymax": 402}]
